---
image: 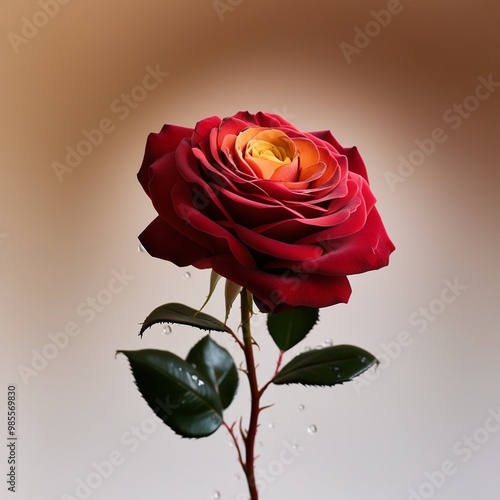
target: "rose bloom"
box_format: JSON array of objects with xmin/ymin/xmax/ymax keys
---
[{"xmin": 138, "ymin": 111, "xmax": 395, "ymax": 312}]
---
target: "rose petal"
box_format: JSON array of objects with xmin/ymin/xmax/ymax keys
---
[
  {"xmin": 293, "ymin": 137, "xmax": 320, "ymax": 166},
  {"xmin": 192, "ymin": 115, "xmax": 222, "ymax": 144},
  {"xmin": 169, "ymin": 183, "xmax": 256, "ymax": 268},
  {"xmin": 228, "ymin": 223, "xmax": 323, "ymax": 261},
  {"xmin": 139, "ymin": 217, "xmax": 211, "ymax": 266},
  {"xmin": 137, "ymin": 124, "xmax": 193, "ymax": 194},
  {"xmin": 292, "ymin": 209, "xmax": 395, "ymax": 276},
  {"xmin": 310, "ymin": 130, "xmax": 369, "ymax": 181},
  {"xmin": 215, "ymin": 187, "xmax": 304, "ymax": 226},
  {"xmin": 198, "ymin": 254, "xmax": 352, "ymax": 312}
]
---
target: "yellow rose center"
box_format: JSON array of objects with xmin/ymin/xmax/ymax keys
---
[
  {"xmin": 239, "ymin": 129, "xmax": 298, "ymax": 179},
  {"xmin": 232, "ymin": 126, "xmax": 334, "ymax": 188},
  {"xmin": 246, "ymin": 138, "xmax": 293, "ymax": 166}
]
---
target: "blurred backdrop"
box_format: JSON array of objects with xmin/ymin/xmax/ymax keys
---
[{"xmin": 1, "ymin": 1, "xmax": 499, "ymax": 499}]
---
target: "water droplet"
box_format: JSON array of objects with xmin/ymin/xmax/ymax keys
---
[
  {"xmin": 178, "ymin": 366, "xmax": 183, "ymax": 372},
  {"xmin": 307, "ymin": 424, "xmax": 317, "ymax": 435},
  {"xmin": 137, "ymin": 243, "xmax": 146, "ymax": 253},
  {"xmin": 292, "ymin": 440, "xmax": 300, "ymax": 450},
  {"xmin": 228, "ymin": 441, "xmax": 234, "ymax": 448},
  {"xmin": 211, "ymin": 491, "xmax": 220, "ymax": 499},
  {"xmin": 336, "ymin": 374, "xmax": 342, "ymax": 379},
  {"xmin": 268, "ymin": 422, "xmax": 275, "ymax": 429},
  {"xmin": 162, "ymin": 324, "xmax": 172, "ymax": 335},
  {"xmin": 333, "ymin": 366, "xmax": 340, "ymax": 371},
  {"xmin": 324, "ymin": 338, "xmax": 333, "ymax": 346},
  {"xmin": 359, "ymin": 356, "xmax": 367, "ymax": 363},
  {"xmin": 303, "ymin": 346, "xmax": 311, "ymax": 352},
  {"xmin": 183, "ymin": 271, "xmax": 191, "ymax": 279},
  {"xmin": 297, "ymin": 404, "xmax": 305, "ymax": 411},
  {"xmin": 315, "ymin": 345, "xmax": 323, "ymax": 350}
]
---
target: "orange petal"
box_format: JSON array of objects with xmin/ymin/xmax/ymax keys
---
[
  {"xmin": 269, "ymin": 158, "xmax": 300, "ymax": 182},
  {"xmin": 292, "ymin": 137, "xmax": 320, "ymax": 167},
  {"xmin": 245, "ymin": 154, "xmax": 292, "ymax": 179},
  {"xmin": 310, "ymin": 161, "xmax": 337, "ymax": 188},
  {"xmin": 299, "ymin": 161, "xmax": 326, "ymax": 182}
]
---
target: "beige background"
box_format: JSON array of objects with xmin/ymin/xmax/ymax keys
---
[{"xmin": 2, "ymin": 1, "xmax": 500, "ymax": 499}]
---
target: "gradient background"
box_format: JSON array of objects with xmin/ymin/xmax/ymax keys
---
[{"xmin": 2, "ymin": 1, "xmax": 500, "ymax": 499}]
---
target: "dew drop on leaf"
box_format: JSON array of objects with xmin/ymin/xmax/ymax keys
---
[
  {"xmin": 190, "ymin": 374, "xmax": 205, "ymax": 386},
  {"xmin": 162, "ymin": 324, "xmax": 172, "ymax": 335},
  {"xmin": 307, "ymin": 424, "xmax": 317, "ymax": 435}
]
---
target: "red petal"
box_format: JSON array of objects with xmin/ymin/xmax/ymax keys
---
[
  {"xmin": 202, "ymin": 255, "xmax": 352, "ymax": 312},
  {"xmin": 137, "ymin": 124, "xmax": 193, "ymax": 194},
  {"xmin": 139, "ymin": 217, "xmax": 210, "ymax": 267}
]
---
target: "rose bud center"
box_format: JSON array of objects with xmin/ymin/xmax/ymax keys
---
[{"xmin": 239, "ymin": 129, "xmax": 299, "ymax": 180}]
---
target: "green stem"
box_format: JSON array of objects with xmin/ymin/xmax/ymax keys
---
[{"xmin": 240, "ymin": 290, "xmax": 260, "ymax": 500}]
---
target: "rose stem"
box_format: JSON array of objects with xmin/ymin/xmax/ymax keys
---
[
  {"xmin": 223, "ymin": 421, "xmax": 245, "ymax": 471},
  {"xmin": 240, "ymin": 290, "xmax": 260, "ymax": 500}
]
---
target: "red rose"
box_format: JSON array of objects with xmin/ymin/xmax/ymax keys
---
[{"xmin": 138, "ymin": 111, "xmax": 395, "ymax": 312}]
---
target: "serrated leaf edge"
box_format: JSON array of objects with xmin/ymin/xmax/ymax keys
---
[
  {"xmin": 117, "ymin": 349, "xmax": 223, "ymax": 417},
  {"xmin": 138, "ymin": 303, "xmax": 230, "ymax": 336},
  {"xmin": 272, "ymin": 345, "xmax": 378, "ymax": 386}
]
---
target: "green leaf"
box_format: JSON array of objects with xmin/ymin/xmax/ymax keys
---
[
  {"xmin": 272, "ymin": 344, "xmax": 378, "ymax": 386},
  {"xmin": 139, "ymin": 303, "xmax": 230, "ymax": 336},
  {"xmin": 267, "ymin": 307, "xmax": 319, "ymax": 351},
  {"xmin": 118, "ymin": 349, "xmax": 223, "ymax": 438},
  {"xmin": 186, "ymin": 336, "xmax": 238, "ymax": 409}
]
